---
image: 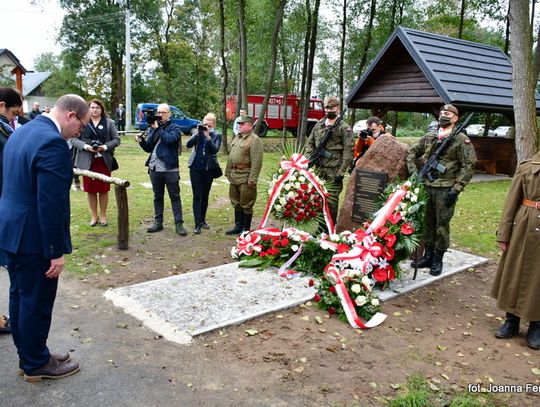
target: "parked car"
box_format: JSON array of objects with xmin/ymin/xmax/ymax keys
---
[
  {"xmin": 134, "ymin": 103, "xmax": 200, "ymax": 134},
  {"xmin": 493, "ymin": 126, "xmax": 515, "ymax": 138},
  {"xmin": 465, "ymin": 124, "xmax": 495, "ymax": 137},
  {"xmin": 427, "ymin": 121, "xmax": 438, "ymax": 132}
]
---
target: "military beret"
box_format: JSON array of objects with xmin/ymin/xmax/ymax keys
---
[
  {"xmin": 237, "ymin": 115, "xmax": 253, "ymax": 124},
  {"xmin": 440, "ymin": 104, "xmax": 459, "ymax": 116},
  {"xmin": 325, "ymin": 97, "xmax": 340, "ymax": 108}
]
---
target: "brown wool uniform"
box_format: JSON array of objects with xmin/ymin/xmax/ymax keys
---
[
  {"xmin": 406, "ymin": 130, "xmax": 477, "ymax": 250},
  {"xmin": 304, "ymin": 119, "xmax": 355, "ymax": 222},
  {"xmin": 491, "ymin": 151, "xmax": 540, "ymax": 321},
  {"xmin": 225, "ymin": 131, "xmax": 263, "ymax": 214}
]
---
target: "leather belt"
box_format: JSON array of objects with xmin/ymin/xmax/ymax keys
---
[
  {"xmin": 230, "ymin": 163, "xmax": 251, "ymax": 170},
  {"xmin": 522, "ymin": 198, "xmax": 540, "ymax": 209}
]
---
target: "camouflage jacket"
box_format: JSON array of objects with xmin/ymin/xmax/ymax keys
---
[
  {"xmin": 406, "ymin": 131, "xmax": 477, "ymax": 192},
  {"xmin": 304, "ymin": 118, "xmax": 355, "ymax": 177}
]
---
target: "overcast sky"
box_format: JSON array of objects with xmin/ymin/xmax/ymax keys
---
[{"xmin": 1, "ymin": 0, "xmax": 65, "ymax": 70}]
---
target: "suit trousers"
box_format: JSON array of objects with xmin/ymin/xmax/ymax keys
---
[
  {"xmin": 149, "ymin": 169, "xmax": 184, "ymax": 225},
  {"xmin": 190, "ymin": 168, "xmax": 214, "ymax": 226},
  {"xmin": 7, "ymin": 252, "xmax": 58, "ymax": 373}
]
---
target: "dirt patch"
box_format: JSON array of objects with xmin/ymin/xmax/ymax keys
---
[{"xmin": 73, "ymin": 225, "xmax": 539, "ymax": 405}]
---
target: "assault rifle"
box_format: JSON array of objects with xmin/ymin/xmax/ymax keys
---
[
  {"xmin": 418, "ymin": 112, "xmax": 474, "ymax": 182},
  {"xmin": 308, "ymin": 111, "xmax": 345, "ymax": 167}
]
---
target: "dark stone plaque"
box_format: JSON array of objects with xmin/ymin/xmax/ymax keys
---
[{"xmin": 352, "ymin": 169, "xmax": 388, "ymax": 223}]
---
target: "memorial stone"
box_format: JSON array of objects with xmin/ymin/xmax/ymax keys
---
[{"xmin": 336, "ymin": 134, "xmax": 409, "ymax": 232}]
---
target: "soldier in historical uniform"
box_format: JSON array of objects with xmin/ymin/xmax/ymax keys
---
[
  {"xmin": 407, "ymin": 104, "xmax": 477, "ymax": 276},
  {"xmin": 225, "ymin": 115, "xmax": 263, "ymax": 235},
  {"xmin": 304, "ymin": 96, "xmax": 355, "ymax": 223},
  {"xmin": 491, "ymin": 150, "xmax": 540, "ymax": 350}
]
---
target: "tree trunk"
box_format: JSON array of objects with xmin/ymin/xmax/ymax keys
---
[
  {"xmin": 338, "ymin": 0, "xmax": 347, "ymax": 108},
  {"xmin": 350, "ymin": 0, "xmax": 377, "ymax": 125},
  {"xmin": 218, "ymin": 0, "xmax": 229, "ymax": 154},
  {"xmin": 533, "ymin": 23, "xmax": 540, "ymax": 83},
  {"xmin": 297, "ymin": 0, "xmax": 312, "ymax": 138},
  {"xmin": 505, "ymin": 2, "xmax": 511, "ymax": 55},
  {"xmin": 389, "ymin": 0, "xmax": 397, "ymax": 33},
  {"xmin": 254, "ymin": 0, "xmax": 288, "ymax": 136},
  {"xmin": 297, "ymin": 0, "xmax": 320, "ymax": 149},
  {"xmin": 458, "ymin": 0, "xmax": 466, "ymax": 39},
  {"xmin": 280, "ymin": 41, "xmax": 290, "ymax": 142},
  {"xmin": 509, "ymin": 0, "xmax": 539, "ymax": 162},
  {"xmin": 238, "ymin": 0, "xmax": 248, "ymax": 112}
]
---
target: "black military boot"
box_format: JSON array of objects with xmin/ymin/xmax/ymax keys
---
[
  {"xmin": 225, "ymin": 210, "xmax": 243, "ymax": 235},
  {"xmin": 411, "ymin": 245, "xmax": 434, "ymax": 269},
  {"xmin": 147, "ymin": 222, "xmax": 163, "ymax": 233},
  {"xmin": 495, "ymin": 313, "xmax": 520, "ymax": 339},
  {"xmin": 242, "ymin": 213, "xmax": 253, "ymax": 233},
  {"xmin": 526, "ymin": 321, "xmax": 540, "ymax": 349},
  {"xmin": 429, "ymin": 249, "xmax": 445, "ymax": 276}
]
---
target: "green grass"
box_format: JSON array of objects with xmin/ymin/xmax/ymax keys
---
[{"xmin": 66, "ymin": 135, "xmax": 510, "ymax": 276}]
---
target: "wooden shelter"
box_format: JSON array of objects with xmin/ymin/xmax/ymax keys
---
[{"xmin": 346, "ymin": 27, "xmax": 540, "ymax": 175}]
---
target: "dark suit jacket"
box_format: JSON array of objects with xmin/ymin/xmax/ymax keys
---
[
  {"xmin": 0, "ymin": 115, "xmax": 72, "ymax": 259},
  {"xmin": 139, "ymin": 120, "xmax": 182, "ymax": 170}
]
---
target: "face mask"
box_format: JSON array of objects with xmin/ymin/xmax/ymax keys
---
[
  {"xmin": 327, "ymin": 111, "xmax": 337, "ymax": 119},
  {"xmin": 438, "ymin": 116, "xmax": 452, "ymax": 128}
]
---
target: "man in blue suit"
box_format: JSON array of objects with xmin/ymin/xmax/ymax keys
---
[{"xmin": 0, "ymin": 94, "xmax": 90, "ymax": 382}]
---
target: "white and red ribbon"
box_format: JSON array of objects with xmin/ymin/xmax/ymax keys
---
[{"xmin": 258, "ymin": 153, "xmax": 335, "ymax": 234}]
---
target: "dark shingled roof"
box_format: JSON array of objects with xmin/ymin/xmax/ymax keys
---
[{"xmin": 346, "ymin": 27, "xmax": 540, "ymax": 115}]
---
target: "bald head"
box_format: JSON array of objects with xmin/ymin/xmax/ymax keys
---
[{"xmin": 51, "ymin": 94, "xmax": 91, "ymax": 140}]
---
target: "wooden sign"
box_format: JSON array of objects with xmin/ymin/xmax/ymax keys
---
[{"xmin": 352, "ymin": 169, "xmax": 388, "ymax": 223}]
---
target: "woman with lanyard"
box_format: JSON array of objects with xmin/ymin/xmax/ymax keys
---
[
  {"xmin": 72, "ymin": 99, "xmax": 121, "ymax": 226},
  {"xmin": 186, "ymin": 113, "xmax": 222, "ymax": 234},
  {"xmin": 0, "ymin": 87, "xmax": 23, "ymax": 334}
]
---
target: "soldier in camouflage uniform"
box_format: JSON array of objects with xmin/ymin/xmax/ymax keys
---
[
  {"xmin": 407, "ymin": 104, "xmax": 477, "ymax": 276},
  {"xmin": 304, "ymin": 97, "xmax": 355, "ymax": 223},
  {"xmin": 225, "ymin": 115, "xmax": 263, "ymax": 235}
]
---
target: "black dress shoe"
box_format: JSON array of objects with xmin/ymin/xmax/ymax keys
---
[
  {"xmin": 201, "ymin": 222, "xmax": 210, "ymax": 229},
  {"xmin": 495, "ymin": 313, "xmax": 520, "ymax": 339},
  {"xmin": 147, "ymin": 223, "xmax": 163, "ymax": 233},
  {"xmin": 24, "ymin": 358, "xmax": 80, "ymax": 382},
  {"xmin": 19, "ymin": 352, "xmax": 71, "ymax": 376},
  {"xmin": 193, "ymin": 226, "xmax": 201, "ymax": 235},
  {"xmin": 526, "ymin": 321, "xmax": 540, "ymax": 350}
]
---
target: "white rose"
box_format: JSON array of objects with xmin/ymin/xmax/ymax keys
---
[
  {"xmin": 291, "ymin": 244, "xmax": 299, "ymax": 252},
  {"xmin": 361, "ymin": 275, "xmax": 371, "ymax": 287},
  {"xmin": 274, "ymin": 205, "xmax": 282, "ymax": 211},
  {"xmin": 299, "ymin": 176, "xmax": 306, "ymax": 182},
  {"xmin": 287, "ymin": 191, "xmax": 295, "ymax": 199},
  {"xmin": 371, "ymin": 298, "xmax": 380, "ymax": 307},
  {"xmin": 279, "ymin": 197, "xmax": 287, "ymax": 205},
  {"xmin": 355, "ymin": 295, "xmax": 367, "ymax": 307},
  {"xmin": 350, "ymin": 284, "xmax": 361, "ymax": 294},
  {"xmin": 284, "ymin": 183, "xmax": 291, "ymax": 191},
  {"xmin": 404, "ymin": 180, "xmax": 412, "ymax": 188},
  {"xmin": 414, "ymin": 188, "xmax": 420, "ymax": 194},
  {"xmin": 289, "ymin": 175, "xmax": 297, "ymax": 182},
  {"xmin": 294, "ymin": 182, "xmax": 301, "ymax": 189},
  {"xmin": 410, "ymin": 195, "xmax": 418, "ymax": 203}
]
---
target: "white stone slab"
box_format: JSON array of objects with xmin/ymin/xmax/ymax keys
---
[
  {"xmin": 105, "ymin": 249, "xmax": 487, "ymax": 344},
  {"xmin": 104, "ymin": 263, "xmax": 315, "ymax": 344}
]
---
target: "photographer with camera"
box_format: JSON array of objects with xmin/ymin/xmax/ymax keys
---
[
  {"xmin": 135, "ymin": 103, "xmax": 187, "ymax": 236},
  {"xmin": 353, "ymin": 116, "xmax": 393, "ymax": 159},
  {"xmin": 72, "ymin": 99, "xmax": 121, "ymax": 227},
  {"xmin": 186, "ymin": 113, "xmax": 222, "ymax": 234}
]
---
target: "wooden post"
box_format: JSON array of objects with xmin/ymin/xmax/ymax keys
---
[
  {"xmin": 74, "ymin": 169, "xmax": 130, "ymax": 249},
  {"xmin": 115, "ymin": 185, "xmax": 129, "ymax": 250}
]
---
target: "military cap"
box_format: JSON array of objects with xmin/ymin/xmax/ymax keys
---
[
  {"xmin": 440, "ymin": 104, "xmax": 459, "ymax": 116},
  {"xmin": 237, "ymin": 115, "xmax": 253, "ymax": 124},
  {"xmin": 325, "ymin": 97, "xmax": 340, "ymax": 109}
]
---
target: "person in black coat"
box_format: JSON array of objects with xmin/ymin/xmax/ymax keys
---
[{"xmin": 186, "ymin": 113, "xmax": 222, "ymax": 234}]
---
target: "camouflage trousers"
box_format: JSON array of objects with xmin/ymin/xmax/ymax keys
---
[
  {"xmin": 315, "ymin": 165, "xmax": 343, "ymax": 224},
  {"xmin": 424, "ymin": 186, "xmax": 457, "ymax": 251},
  {"xmin": 229, "ymin": 183, "xmax": 257, "ymax": 214}
]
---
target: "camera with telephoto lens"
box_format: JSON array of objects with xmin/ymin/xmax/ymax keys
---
[
  {"xmin": 359, "ymin": 128, "xmax": 373, "ymax": 139},
  {"xmin": 197, "ymin": 124, "xmax": 208, "ymax": 132},
  {"xmin": 144, "ymin": 107, "xmax": 162, "ymax": 125},
  {"xmin": 90, "ymin": 139, "xmax": 102, "ymax": 151}
]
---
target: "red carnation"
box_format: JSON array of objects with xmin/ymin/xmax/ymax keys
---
[
  {"xmin": 308, "ymin": 279, "xmax": 315, "ymax": 287},
  {"xmin": 281, "ymin": 231, "xmax": 289, "ymax": 237},
  {"xmin": 262, "ymin": 235, "xmax": 269, "ymax": 241},
  {"xmin": 400, "ymin": 223, "xmax": 414, "ymax": 235},
  {"xmin": 337, "ymin": 243, "xmax": 350, "ymax": 254},
  {"xmin": 281, "ymin": 238, "xmax": 289, "ymax": 247},
  {"xmin": 329, "ymin": 286, "xmax": 336, "ymax": 293},
  {"xmin": 328, "ymin": 307, "xmax": 336, "ymax": 315},
  {"xmin": 284, "ymin": 210, "xmax": 292, "ymax": 217},
  {"xmin": 302, "ymin": 195, "xmax": 309, "ymax": 201},
  {"xmin": 260, "ymin": 251, "xmax": 267, "ymax": 257},
  {"xmin": 313, "ymin": 294, "xmax": 321, "ymax": 302},
  {"xmin": 300, "ymin": 183, "xmax": 308, "ymax": 190}
]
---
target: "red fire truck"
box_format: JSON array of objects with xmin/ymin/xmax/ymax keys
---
[{"xmin": 226, "ymin": 94, "xmax": 326, "ymax": 137}]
